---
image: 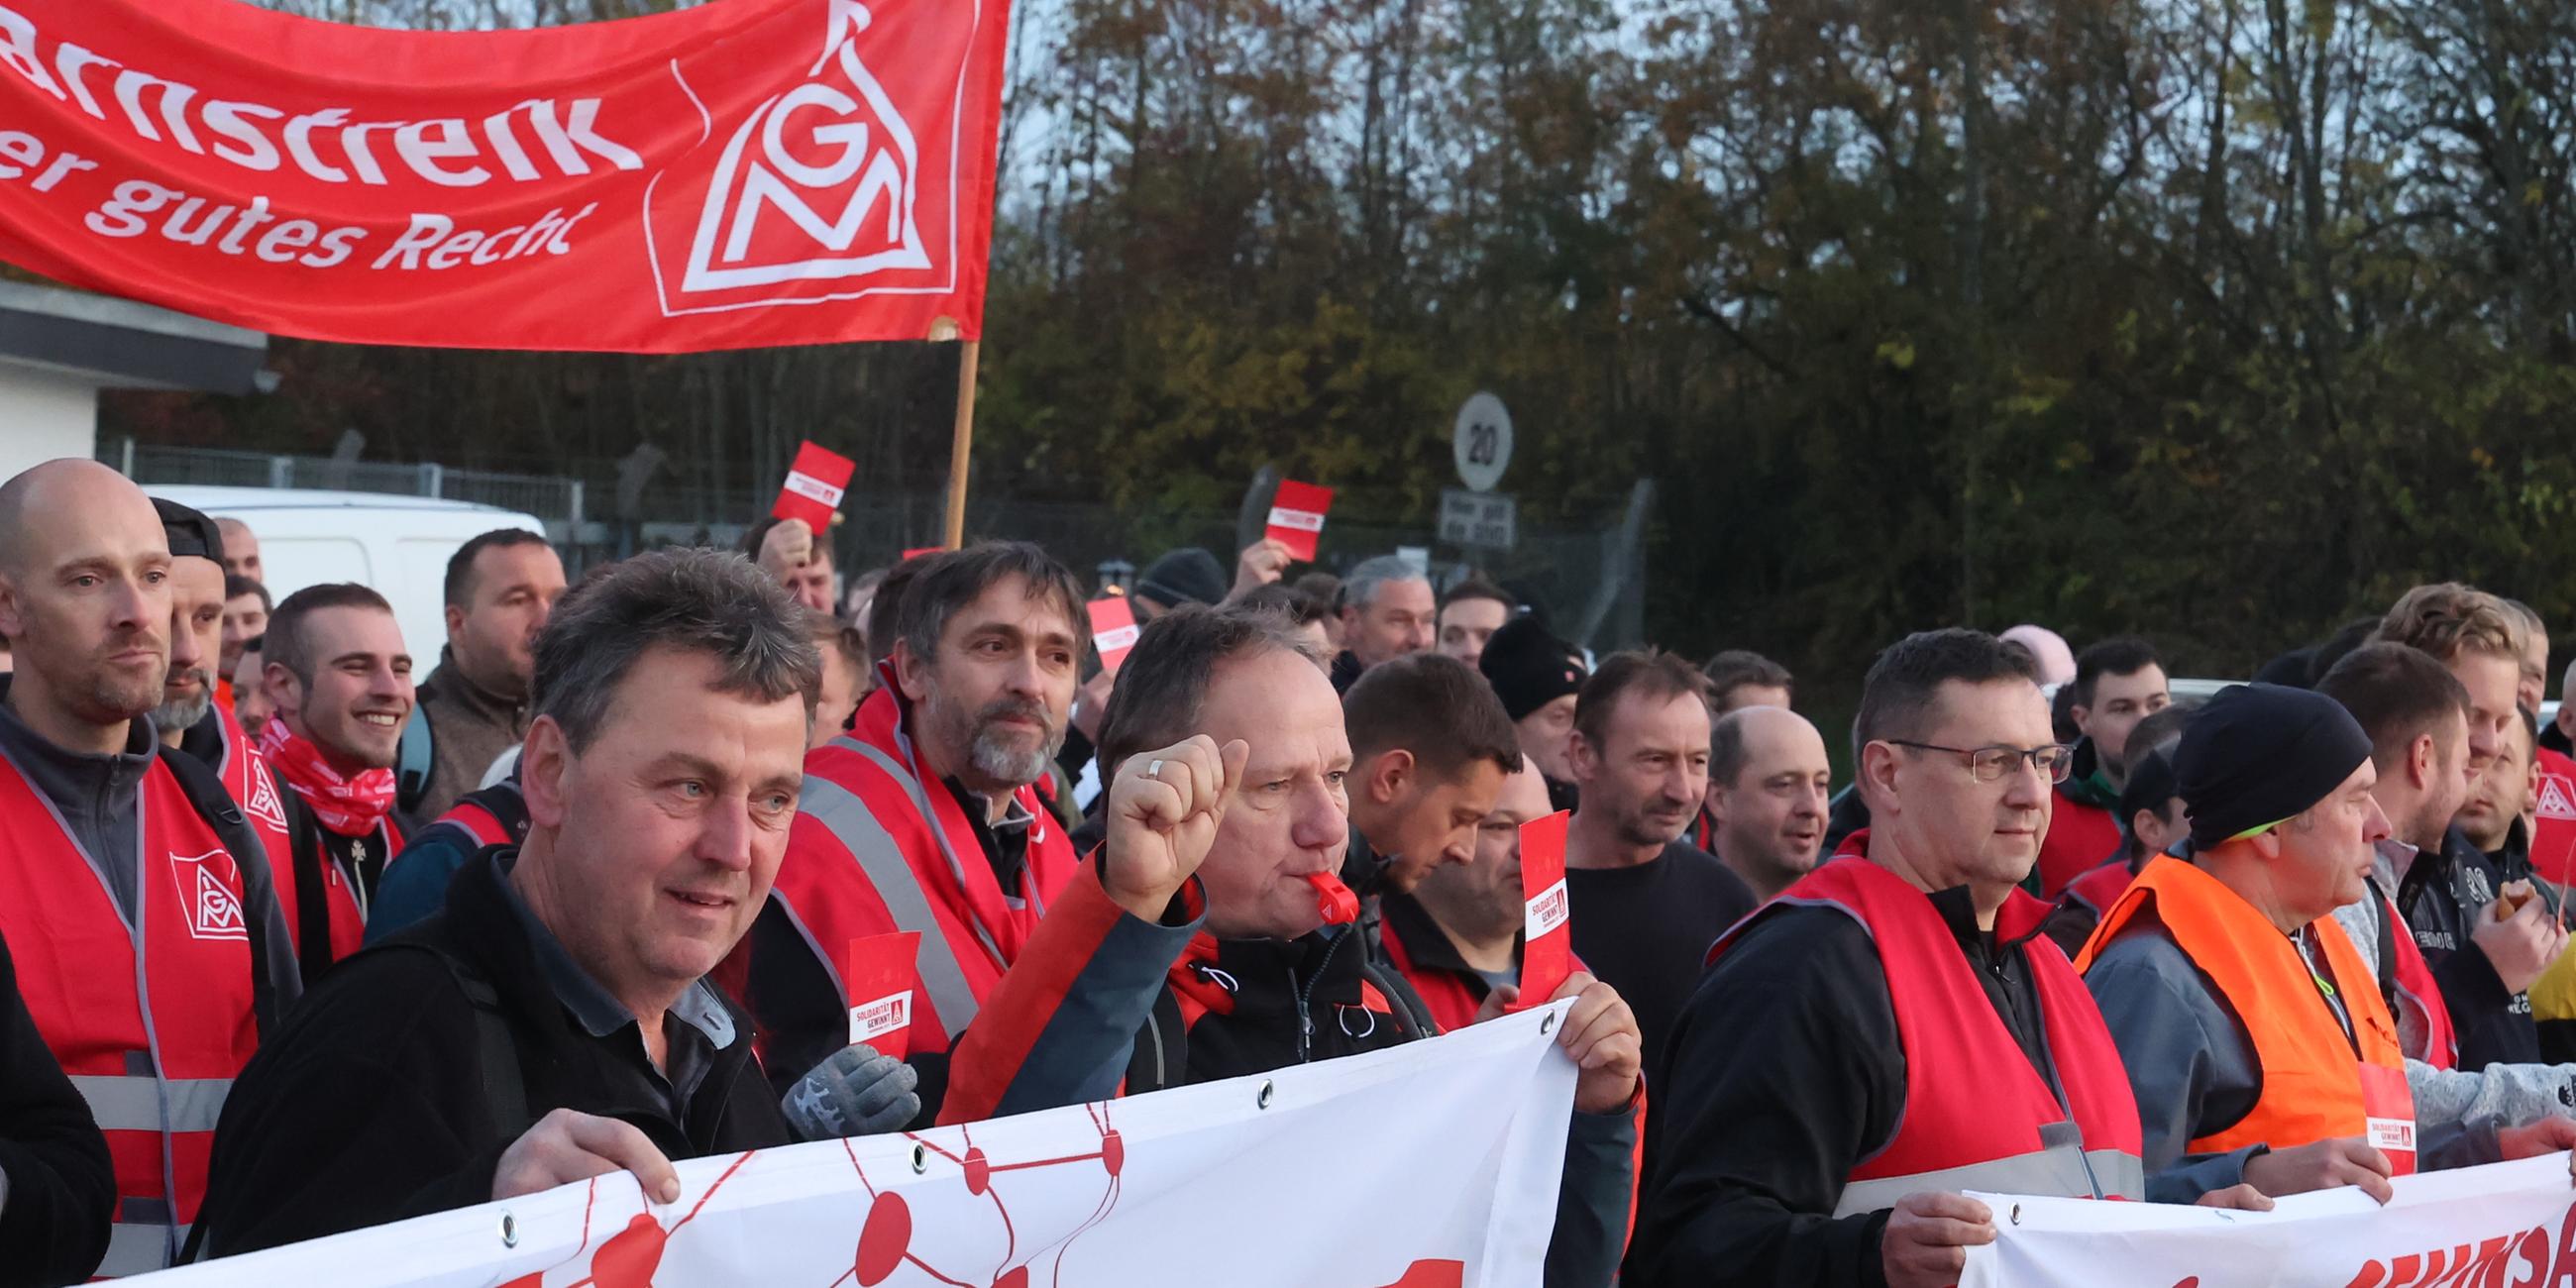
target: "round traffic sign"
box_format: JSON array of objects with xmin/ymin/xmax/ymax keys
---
[{"xmin": 1452, "ymin": 392, "xmax": 1513, "ymax": 492}]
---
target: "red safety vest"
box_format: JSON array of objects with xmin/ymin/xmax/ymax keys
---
[
  {"xmin": 1709, "ymin": 837, "xmax": 2145, "ymax": 1216},
  {"xmin": 203, "ymin": 704, "xmax": 297, "ymax": 921},
  {"xmin": 280, "ymin": 794, "xmax": 398, "ymax": 971},
  {"xmin": 2036, "ymin": 791, "xmax": 2121, "ymax": 898},
  {"xmin": 2531, "ymin": 748, "xmax": 2576, "ymax": 887},
  {"xmin": 0, "ymin": 747, "xmax": 262, "ymax": 1276},
  {"xmin": 765, "ymin": 667, "xmax": 1079, "ymax": 1056},
  {"xmin": 2063, "ymin": 858, "xmax": 2134, "ymax": 924}
]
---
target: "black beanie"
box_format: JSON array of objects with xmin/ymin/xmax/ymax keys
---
[
  {"xmin": 1135, "ymin": 548, "xmax": 1228, "ymax": 610},
  {"xmin": 1478, "ymin": 615, "xmax": 1586, "ymax": 721},
  {"xmin": 152, "ymin": 497, "xmax": 226, "ymax": 566},
  {"xmin": 2176, "ymin": 683, "xmax": 2373, "ymax": 849}
]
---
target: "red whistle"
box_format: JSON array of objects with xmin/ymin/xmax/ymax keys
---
[{"xmin": 1304, "ymin": 872, "xmax": 1359, "ymax": 925}]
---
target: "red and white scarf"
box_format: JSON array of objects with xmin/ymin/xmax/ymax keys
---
[{"xmin": 261, "ymin": 719, "xmax": 397, "ymax": 837}]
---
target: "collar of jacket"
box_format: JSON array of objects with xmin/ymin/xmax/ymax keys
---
[
  {"xmin": 421, "ymin": 645, "xmax": 529, "ymax": 730},
  {"xmin": 426, "ymin": 849, "xmax": 756, "ymax": 1120},
  {"xmin": 1169, "ymin": 925, "xmax": 1372, "ymax": 1020},
  {"xmin": 2057, "ymin": 737, "xmax": 2120, "ymax": 810},
  {"xmin": 175, "ymin": 706, "xmax": 229, "ymax": 774},
  {"xmin": 0, "ymin": 673, "xmax": 158, "ymax": 804}
]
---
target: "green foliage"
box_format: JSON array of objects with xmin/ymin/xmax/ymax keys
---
[{"xmin": 115, "ymin": 0, "xmax": 2576, "ymax": 693}]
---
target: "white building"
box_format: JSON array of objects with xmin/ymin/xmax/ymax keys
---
[{"xmin": 0, "ymin": 279, "xmax": 269, "ymax": 481}]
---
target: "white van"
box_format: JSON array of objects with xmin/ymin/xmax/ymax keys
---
[{"xmin": 145, "ymin": 485, "xmax": 549, "ymax": 681}]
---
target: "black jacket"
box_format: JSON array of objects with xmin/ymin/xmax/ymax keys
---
[
  {"xmin": 2398, "ymin": 824, "xmax": 2554, "ymax": 1071},
  {"xmin": 0, "ymin": 928, "xmax": 113, "ymax": 1288},
  {"xmin": 190, "ymin": 850, "xmax": 791, "ymax": 1256},
  {"xmin": 1626, "ymin": 891, "xmax": 2052, "ymax": 1288}
]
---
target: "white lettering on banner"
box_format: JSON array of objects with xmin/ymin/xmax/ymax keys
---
[
  {"xmin": 846, "ymin": 989, "xmax": 911, "ymax": 1044},
  {"xmin": 1267, "ymin": 506, "xmax": 1327, "ymax": 533},
  {"xmin": 1525, "ymin": 878, "xmax": 1569, "ymax": 940},
  {"xmin": 1093, "ymin": 623, "xmax": 1140, "ymax": 654},
  {"xmin": 678, "ymin": 0, "xmax": 929, "ymax": 294},
  {"xmin": 135, "ymin": 1003, "xmax": 1580, "ymax": 1287},
  {"xmin": 1961, "ymin": 1154, "xmax": 2576, "ymax": 1288},
  {"xmin": 781, "ymin": 470, "xmax": 846, "ymax": 507},
  {"xmin": 0, "ymin": 4, "xmax": 642, "ymax": 188}
]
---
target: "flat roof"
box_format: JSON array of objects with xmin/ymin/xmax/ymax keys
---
[{"xmin": 0, "ymin": 279, "xmax": 269, "ymax": 395}]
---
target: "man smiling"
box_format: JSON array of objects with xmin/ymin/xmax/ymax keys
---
[{"xmin": 260, "ymin": 584, "xmax": 417, "ymax": 980}]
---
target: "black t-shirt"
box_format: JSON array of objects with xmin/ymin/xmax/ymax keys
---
[{"xmin": 1563, "ymin": 840, "xmax": 1755, "ymax": 1075}]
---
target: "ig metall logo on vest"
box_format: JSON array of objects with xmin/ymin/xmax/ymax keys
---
[{"xmin": 167, "ymin": 849, "xmax": 248, "ymax": 941}]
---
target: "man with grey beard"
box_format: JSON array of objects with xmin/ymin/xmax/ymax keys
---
[{"xmin": 751, "ymin": 543, "xmax": 1092, "ymax": 1122}]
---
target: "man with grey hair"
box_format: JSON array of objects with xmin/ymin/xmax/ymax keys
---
[
  {"xmin": 752, "ymin": 541, "xmax": 1092, "ymax": 1116},
  {"xmin": 191, "ymin": 548, "xmax": 824, "ymax": 1254},
  {"xmin": 1330, "ymin": 554, "xmax": 1436, "ymax": 693}
]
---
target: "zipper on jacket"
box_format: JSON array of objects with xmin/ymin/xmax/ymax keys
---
[{"xmin": 1294, "ymin": 929, "xmax": 1352, "ymax": 1064}]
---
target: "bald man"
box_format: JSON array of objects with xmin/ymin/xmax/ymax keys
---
[
  {"xmin": 214, "ymin": 517, "xmax": 262, "ymax": 585},
  {"xmin": 1701, "ymin": 706, "xmax": 1833, "ymax": 903},
  {"xmin": 0, "ymin": 460, "xmax": 298, "ymax": 1276}
]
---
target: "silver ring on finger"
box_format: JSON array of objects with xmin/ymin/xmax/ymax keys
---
[{"xmin": 1146, "ymin": 759, "xmax": 1165, "ymax": 779}]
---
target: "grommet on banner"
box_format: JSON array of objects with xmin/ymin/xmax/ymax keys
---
[
  {"xmin": 2010, "ymin": 1204, "xmax": 2022, "ymax": 1226},
  {"xmin": 912, "ymin": 1142, "xmax": 930, "ymax": 1174},
  {"xmin": 1257, "ymin": 1080, "xmax": 1276, "ymax": 1110},
  {"xmin": 498, "ymin": 1212, "xmax": 518, "ymax": 1247},
  {"xmin": 1540, "ymin": 1012, "xmax": 1556, "ymax": 1035}
]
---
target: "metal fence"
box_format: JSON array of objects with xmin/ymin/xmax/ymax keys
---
[
  {"xmin": 111, "ymin": 440, "xmax": 587, "ymax": 534},
  {"xmin": 108, "ymin": 439, "xmax": 1649, "ymax": 650}
]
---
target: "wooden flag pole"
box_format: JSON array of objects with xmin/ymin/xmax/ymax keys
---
[{"xmin": 942, "ymin": 337, "xmax": 980, "ymax": 550}]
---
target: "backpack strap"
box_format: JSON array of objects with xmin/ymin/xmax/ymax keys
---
[
  {"xmin": 283, "ymin": 793, "xmax": 335, "ymax": 989},
  {"xmin": 450, "ymin": 959, "xmax": 531, "ymax": 1141},
  {"xmin": 155, "ymin": 744, "xmax": 288, "ymax": 1039},
  {"xmin": 394, "ymin": 704, "xmax": 436, "ymax": 816}
]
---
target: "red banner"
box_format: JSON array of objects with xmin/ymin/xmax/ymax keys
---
[{"xmin": 0, "ymin": 0, "xmax": 1009, "ymax": 352}]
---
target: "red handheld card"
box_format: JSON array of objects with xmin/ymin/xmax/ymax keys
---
[
  {"xmin": 773, "ymin": 441, "xmax": 856, "ymax": 532},
  {"xmin": 1264, "ymin": 480, "xmax": 1335, "ymax": 563},
  {"xmin": 902, "ymin": 546, "xmax": 945, "ymax": 562},
  {"xmin": 1512, "ymin": 810, "xmax": 1572, "ymax": 1011},
  {"xmin": 1088, "ymin": 595, "xmax": 1140, "ymax": 677},
  {"xmin": 843, "ymin": 932, "xmax": 921, "ymax": 1057}
]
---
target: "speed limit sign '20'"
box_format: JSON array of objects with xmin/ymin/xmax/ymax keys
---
[{"xmin": 1452, "ymin": 392, "xmax": 1513, "ymax": 493}]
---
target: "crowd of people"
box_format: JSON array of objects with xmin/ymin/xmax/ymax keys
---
[{"xmin": 6, "ymin": 455, "xmax": 2576, "ymax": 1285}]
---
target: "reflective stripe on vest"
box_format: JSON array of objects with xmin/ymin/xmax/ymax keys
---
[
  {"xmin": 792, "ymin": 774, "xmax": 986, "ymax": 1038},
  {"xmin": 1837, "ymin": 1147, "xmax": 2147, "ymax": 1219},
  {"xmin": 69, "ymin": 1074, "xmax": 231, "ymax": 1134},
  {"xmin": 834, "ymin": 734, "xmax": 1046, "ymax": 957}
]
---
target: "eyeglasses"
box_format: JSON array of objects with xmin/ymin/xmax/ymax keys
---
[{"xmin": 1886, "ymin": 739, "xmax": 2077, "ymax": 784}]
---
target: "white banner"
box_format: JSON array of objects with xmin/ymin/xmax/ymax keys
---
[
  {"xmin": 133, "ymin": 1004, "xmax": 1578, "ymax": 1288},
  {"xmin": 1963, "ymin": 1153, "xmax": 2576, "ymax": 1287}
]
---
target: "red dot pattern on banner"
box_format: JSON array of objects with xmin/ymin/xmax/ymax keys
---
[
  {"xmin": 855, "ymin": 1192, "xmax": 912, "ymax": 1285},
  {"xmin": 496, "ymin": 1108, "xmax": 1460, "ymax": 1288},
  {"xmin": 589, "ymin": 1213, "xmax": 669, "ymax": 1288}
]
